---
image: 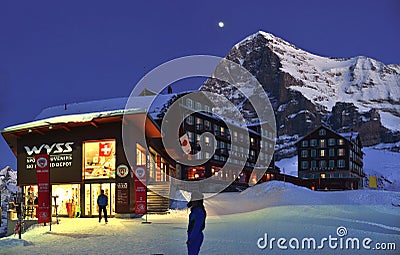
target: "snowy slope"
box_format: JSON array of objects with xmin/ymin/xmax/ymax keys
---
[{"xmin": 236, "ymin": 31, "xmax": 400, "ymax": 128}]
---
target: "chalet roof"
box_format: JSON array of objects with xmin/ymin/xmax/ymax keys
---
[{"xmin": 295, "ymin": 124, "xmax": 361, "ymax": 146}]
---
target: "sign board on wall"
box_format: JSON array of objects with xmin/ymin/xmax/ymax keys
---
[
  {"xmin": 18, "ymin": 139, "xmax": 82, "ymax": 185},
  {"xmin": 25, "ymin": 142, "xmax": 74, "ymax": 169},
  {"xmin": 116, "ymin": 164, "xmax": 130, "ymax": 212},
  {"xmin": 35, "ymin": 154, "xmax": 51, "ymax": 224},
  {"xmin": 133, "ymin": 165, "xmax": 147, "ymax": 214}
]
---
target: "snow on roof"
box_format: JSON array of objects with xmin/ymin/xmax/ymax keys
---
[
  {"xmin": 3, "ymin": 94, "xmax": 176, "ymax": 133},
  {"xmin": 339, "ymin": 131, "xmax": 360, "ymax": 142}
]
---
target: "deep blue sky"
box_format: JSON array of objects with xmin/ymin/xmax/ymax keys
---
[{"xmin": 1, "ymin": 0, "xmax": 399, "ymax": 169}]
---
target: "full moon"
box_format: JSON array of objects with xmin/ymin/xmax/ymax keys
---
[{"xmin": 218, "ymin": 21, "xmax": 224, "ymax": 28}]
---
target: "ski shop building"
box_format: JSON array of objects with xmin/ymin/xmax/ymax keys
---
[{"xmin": 2, "ymin": 91, "xmax": 277, "ymax": 218}]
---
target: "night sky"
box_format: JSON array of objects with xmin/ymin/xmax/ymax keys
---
[{"xmin": 1, "ymin": 0, "xmax": 399, "ymax": 169}]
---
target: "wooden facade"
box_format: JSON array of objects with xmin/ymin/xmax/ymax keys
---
[{"xmin": 296, "ymin": 125, "xmax": 365, "ymax": 190}]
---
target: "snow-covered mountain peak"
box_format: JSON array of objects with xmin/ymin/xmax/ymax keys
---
[
  {"xmin": 230, "ymin": 31, "xmax": 400, "ymax": 127},
  {"xmin": 202, "ymin": 31, "xmax": 400, "ymax": 149}
]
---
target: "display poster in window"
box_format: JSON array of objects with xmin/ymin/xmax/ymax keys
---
[
  {"xmin": 84, "ymin": 140, "xmax": 116, "ymax": 179},
  {"xmin": 134, "ymin": 166, "xmax": 147, "ymax": 214},
  {"xmin": 35, "ymin": 154, "xmax": 51, "ymax": 224}
]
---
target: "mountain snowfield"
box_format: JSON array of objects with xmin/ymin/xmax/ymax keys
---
[{"xmin": 235, "ymin": 31, "xmax": 400, "ymax": 131}]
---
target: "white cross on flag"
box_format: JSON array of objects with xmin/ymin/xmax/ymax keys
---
[
  {"xmin": 179, "ymin": 133, "xmax": 191, "ymax": 155},
  {"xmin": 99, "ymin": 142, "xmax": 113, "ymax": 157}
]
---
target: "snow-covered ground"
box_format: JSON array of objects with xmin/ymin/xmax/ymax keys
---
[{"xmin": 0, "ymin": 181, "xmax": 399, "ymax": 255}]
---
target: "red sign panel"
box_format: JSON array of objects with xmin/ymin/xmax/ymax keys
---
[
  {"xmin": 35, "ymin": 154, "xmax": 51, "ymax": 223},
  {"xmin": 99, "ymin": 142, "xmax": 113, "ymax": 157},
  {"xmin": 133, "ymin": 166, "xmax": 147, "ymax": 214}
]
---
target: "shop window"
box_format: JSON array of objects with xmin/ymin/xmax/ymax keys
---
[
  {"xmin": 53, "ymin": 184, "xmax": 81, "ymax": 216},
  {"xmin": 136, "ymin": 143, "xmax": 147, "ymax": 165},
  {"xmin": 83, "ymin": 139, "xmax": 116, "ymax": 179}
]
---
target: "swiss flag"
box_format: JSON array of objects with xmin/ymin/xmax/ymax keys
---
[
  {"xmin": 99, "ymin": 142, "xmax": 113, "ymax": 157},
  {"xmin": 179, "ymin": 133, "xmax": 191, "ymax": 155}
]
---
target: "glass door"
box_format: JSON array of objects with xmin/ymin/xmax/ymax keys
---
[{"xmin": 84, "ymin": 183, "xmax": 115, "ymax": 217}]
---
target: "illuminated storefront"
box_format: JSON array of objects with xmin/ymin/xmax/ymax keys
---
[{"xmin": 2, "ymin": 107, "xmax": 174, "ymax": 217}]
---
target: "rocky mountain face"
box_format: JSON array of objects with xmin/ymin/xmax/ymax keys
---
[{"xmin": 200, "ymin": 31, "xmax": 400, "ymax": 158}]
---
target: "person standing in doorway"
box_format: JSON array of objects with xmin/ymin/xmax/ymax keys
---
[
  {"xmin": 186, "ymin": 192, "xmax": 206, "ymax": 255},
  {"xmin": 97, "ymin": 189, "xmax": 108, "ymax": 223}
]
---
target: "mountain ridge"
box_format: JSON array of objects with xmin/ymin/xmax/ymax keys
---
[{"xmin": 201, "ymin": 31, "xmax": 400, "ymax": 157}]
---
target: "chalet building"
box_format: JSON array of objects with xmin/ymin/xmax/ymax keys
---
[
  {"xmin": 2, "ymin": 91, "xmax": 277, "ymax": 218},
  {"xmin": 296, "ymin": 125, "xmax": 365, "ymax": 190}
]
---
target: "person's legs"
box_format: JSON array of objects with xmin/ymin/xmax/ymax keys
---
[
  {"xmin": 99, "ymin": 206, "xmax": 102, "ymax": 222},
  {"xmin": 103, "ymin": 207, "xmax": 108, "ymax": 222},
  {"xmin": 187, "ymin": 233, "xmax": 203, "ymax": 255}
]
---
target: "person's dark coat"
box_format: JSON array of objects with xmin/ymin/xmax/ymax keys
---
[{"xmin": 97, "ymin": 194, "xmax": 108, "ymax": 206}]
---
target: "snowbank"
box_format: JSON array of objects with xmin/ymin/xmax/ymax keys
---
[{"xmin": 203, "ymin": 181, "xmax": 400, "ymax": 216}]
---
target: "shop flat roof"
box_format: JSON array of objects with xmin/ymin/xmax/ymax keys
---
[{"xmin": 3, "ymin": 94, "xmax": 176, "ymax": 133}]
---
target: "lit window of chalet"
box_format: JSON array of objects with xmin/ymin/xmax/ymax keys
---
[{"xmin": 338, "ymin": 139, "xmax": 344, "ymax": 145}]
